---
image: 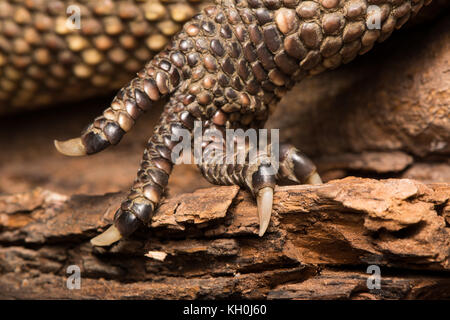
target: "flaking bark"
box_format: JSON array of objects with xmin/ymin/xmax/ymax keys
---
[{"xmin": 0, "ymin": 177, "xmax": 449, "ymax": 299}]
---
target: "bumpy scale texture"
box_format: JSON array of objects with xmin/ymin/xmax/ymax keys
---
[
  {"xmin": 0, "ymin": 0, "xmax": 207, "ymax": 111},
  {"xmin": 55, "ymin": 0, "xmax": 429, "ymax": 238}
]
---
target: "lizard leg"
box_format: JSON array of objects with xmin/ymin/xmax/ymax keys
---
[
  {"xmin": 91, "ymin": 93, "xmax": 195, "ymax": 246},
  {"xmin": 198, "ymin": 124, "xmax": 321, "ymax": 236},
  {"xmin": 55, "ymin": 50, "xmax": 183, "ymax": 156}
]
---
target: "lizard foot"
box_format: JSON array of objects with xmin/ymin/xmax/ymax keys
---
[{"xmin": 199, "ymin": 128, "xmax": 322, "ymax": 236}]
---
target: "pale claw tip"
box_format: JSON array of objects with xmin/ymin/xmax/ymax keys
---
[
  {"xmin": 257, "ymin": 187, "xmax": 273, "ymax": 237},
  {"xmin": 54, "ymin": 138, "xmax": 86, "ymax": 157},
  {"xmin": 306, "ymin": 172, "xmax": 323, "ymax": 185},
  {"xmin": 90, "ymin": 225, "xmax": 122, "ymax": 246}
]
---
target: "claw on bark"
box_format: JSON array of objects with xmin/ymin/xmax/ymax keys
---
[{"xmin": 256, "ymin": 186, "xmax": 273, "ymax": 237}]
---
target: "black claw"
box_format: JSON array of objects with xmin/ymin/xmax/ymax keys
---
[
  {"xmin": 114, "ymin": 209, "xmax": 142, "ymax": 237},
  {"xmin": 81, "ymin": 131, "xmax": 110, "ymax": 155}
]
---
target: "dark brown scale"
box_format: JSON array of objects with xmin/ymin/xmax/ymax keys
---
[
  {"xmin": 247, "ymin": 78, "xmax": 261, "ymax": 95},
  {"xmin": 114, "ymin": 209, "xmax": 141, "ymax": 237},
  {"xmin": 255, "ymin": 8, "xmax": 273, "ymax": 24},
  {"xmin": 211, "ymin": 39, "xmax": 225, "ymax": 56},
  {"xmin": 155, "ymin": 72, "xmax": 170, "ymax": 94},
  {"xmin": 180, "ymin": 39, "xmax": 194, "ymax": 51},
  {"xmin": 225, "ymin": 88, "xmax": 238, "ymax": 101},
  {"xmin": 264, "ymin": 0, "xmax": 282, "ymax": 10},
  {"xmin": 202, "ymin": 21, "xmax": 216, "ymax": 34},
  {"xmin": 249, "ymin": 25, "xmax": 264, "ymax": 45},
  {"xmin": 130, "ymin": 201, "xmax": 154, "ymax": 223},
  {"xmin": 144, "ymin": 79, "xmax": 160, "ymax": 101},
  {"xmin": 251, "ymin": 62, "xmax": 268, "ymax": 81},
  {"xmin": 300, "ymin": 50, "xmax": 322, "ymax": 70},
  {"xmin": 238, "ymin": 60, "xmax": 251, "ymax": 80},
  {"xmin": 218, "ymin": 73, "xmax": 230, "ymax": 86},
  {"xmin": 148, "ymin": 168, "xmax": 170, "ymax": 187},
  {"xmin": 233, "ymin": 77, "xmax": 245, "ymax": 91},
  {"xmin": 345, "ymin": 0, "xmax": 367, "ymax": 19},
  {"xmin": 204, "ymin": 55, "xmax": 219, "ymax": 71},
  {"xmin": 229, "ymin": 42, "xmax": 242, "ymax": 58},
  {"xmin": 196, "ymin": 38, "xmax": 210, "ymax": 52},
  {"xmin": 159, "ymin": 60, "xmax": 172, "ymax": 71},
  {"xmin": 104, "ymin": 122, "xmax": 125, "ymax": 145},
  {"xmin": 222, "ymin": 57, "xmax": 236, "ymax": 74},
  {"xmin": 262, "ymin": 80, "xmax": 277, "ymax": 92},
  {"xmin": 256, "ymin": 45, "xmax": 277, "ymax": 69},
  {"xmin": 171, "ymin": 66, "xmax": 184, "ymax": 85},
  {"xmin": 296, "ymin": 1, "xmax": 319, "ymax": 19},
  {"xmin": 343, "ymin": 22, "xmax": 366, "ymax": 42},
  {"xmin": 170, "ymin": 52, "xmax": 186, "ymax": 67},
  {"xmin": 187, "ymin": 52, "xmax": 200, "ymax": 66},
  {"xmin": 284, "ymin": 34, "xmax": 307, "ymax": 59},
  {"xmin": 163, "ymin": 134, "xmax": 179, "ymax": 150},
  {"xmin": 183, "ymin": 94, "xmax": 196, "ymax": 105},
  {"xmin": 262, "ymin": 26, "xmax": 282, "ymax": 53},
  {"xmin": 274, "ymin": 52, "xmax": 298, "ymax": 74},
  {"xmin": 243, "ymin": 43, "xmax": 258, "ymax": 62},
  {"xmin": 320, "ymin": 36, "xmax": 343, "ymax": 57},
  {"xmin": 125, "ymin": 100, "xmax": 142, "ymax": 119},
  {"xmin": 220, "ymin": 25, "xmax": 233, "ymax": 38},
  {"xmin": 300, "ymin": 22, "xmax": 323, "ymax": 49}
]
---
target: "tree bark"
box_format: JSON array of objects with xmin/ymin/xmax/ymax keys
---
[{"xmin": 0, "ymin": 178, "xmax": 449, "ymax": 299}]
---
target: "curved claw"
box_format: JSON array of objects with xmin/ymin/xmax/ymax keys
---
[
  {"xmin": 90, "ymin": 225, "xmax": 122, "ymax": 246},
  {"xmin": 256, "ymin": 187, "xmax": 273, "ymax": 237},
  {"xmin": 54, "ymin": 138, "xmax": 87, "ymax": 157},
  {"xmin": 305, "ymin": 172, "xmax": 323, "ymax": 185}
]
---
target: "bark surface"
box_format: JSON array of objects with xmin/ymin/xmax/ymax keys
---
[{"xmin": 0, "ymin": 178, "xmax": 449, "ymax": 299}]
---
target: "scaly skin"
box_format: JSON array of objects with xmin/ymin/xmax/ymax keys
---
[
  {"xmin": 52, "ymin": 0, "xmax": 430, "ymax": 245},
  {"xmin": 0, "ymin": 0, "xmax": 208, "ymax": 111}
]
